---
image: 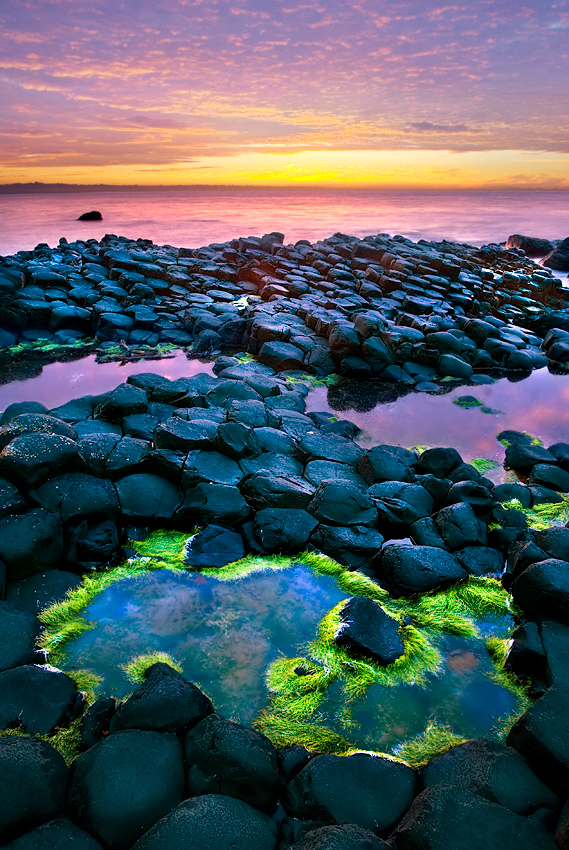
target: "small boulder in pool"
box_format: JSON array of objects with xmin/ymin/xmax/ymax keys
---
[
  {"xmin": 78, "ymin": 211, "xmax": 102, "ymax": 221},
  {"xmin": 334, "ymin": 597, "xmax": 404, "ymax": 665}
]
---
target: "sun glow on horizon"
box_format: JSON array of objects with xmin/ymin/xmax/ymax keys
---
[{"xmin": 2, "ymin": 149, "xmax": 569, "ymax": 190}]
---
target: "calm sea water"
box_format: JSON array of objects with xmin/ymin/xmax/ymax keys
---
[{"xmin": 1, "ymin": 187, "xmax": 568, "ymax": 256}]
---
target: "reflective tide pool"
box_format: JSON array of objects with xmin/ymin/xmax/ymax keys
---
[{"xmin": 61, "ymin": 563, "xmax": 520, "ymax": 755}]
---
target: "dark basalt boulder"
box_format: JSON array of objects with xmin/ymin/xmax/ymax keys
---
[
  {"xmin": 177, "ymin": 482, "xmax": 250, "ymax": 525},
  {"xmin": 505, "ymin": 234, "xmax": 554, "ymax": 257},
  {"xmin": 1, "ymin": 817, "xmax": 104, "ymax": 849},
  {"xmin": 259, "ymin": 340, "xmax": 305, "ymax": 371},
  {"xmin": 80, "ymin": 696, "xmax": 117, "ymax": 751},
  {"xmin": 0, "ymin": 477, "xmax": 27, "ymax": 518},
  {"xmin": 184, "ymin": 525, "xmax": 245, "ymax": 568},
  {"xmin": 78, "ymin": 433, "xmax": 121, "ymax": 476},
  {"xmin": 282, "ymin": 752, "xmax": 417, "ymax": 836},
  {"xmin": 307, "ymin": 481, "xmax": 377, "ymax": 527},
  {"xmin": 511, "ymin": 559, "xmax": 569, "ymax": 623},
  {"xmin": 433, "ymin": 502, "xmax": 488, "ymax": 550},
  {"xmin": 0, "ymin": 737, "xmax": 68, "ymax": 842},
  {"xmin": 30, "ymin": 473, "xmax": 119, "ymax": 520},
  {"xmin": 309, "ymin": 524, "xmax": 384, "ymax": 571},
  {"xmin": 130, "ymin": 794, "xmax": 278, "ymax": 850},
  {"xmin": 369, "ymin": 481, "xmax": 434, "ymax": 527},
  {"xmin": 0, "ymin": 664, "xmax": 80, "ymax": 734},
  {"xmin": 548, "ymin": 442, "xmax": 569, "ymax": 471},
  {"xmin": 0, "ymin": 401, "xmax": 49, "ymax": 424},
  {"xmin": 445, "ymin": 480, "xmax": 494, "ymax": 514},
  {"xmin": 241, "ymin": 473, "xmax": 316, "ymax": 511},
  {"xmin": 215, "ymin": 421, "xmax": 260, "ymax": 459},
  {"xmin": 540, "ymin": 620, "xmax": 569, "ymax": 687},
  {"xmin": 455, "ymin": 546, "xmax": 504, "ymax": 576},
  {"xmin": 334, "ymin": 597, "xmax": 404, "ymax": 665},
  {"xmin": 0, "ymin": 601, "xmax": 42, "ymax": 671},
  {"xmin": 536, "ymin": 527, "xmax": 569, "ymax": 561},
  {"xmin": 505, "ymin": 442, "xmax": 557, "ymax": 471},
  {"xmin": 185, "ymin": 714, "xmax": 280, "ymax": 810},
  {"xmin": 390, "ymin": 786, "xmax": 557, "ymax": 850},
  {"xmin": 115, "ymin": 473, "xmax": 182, "ymax": 521},
  {"xmin": 78, "ymin": 210, "xmax": 102, "ymax": 220},
  {"xmin": 530, "ymin": 463, "xmax": 569, "ymax": 492},
  {"xmin": 357, "ymin": 445, "xmax": 416, "ymax": 484},
  {"xmin": 110, "ymin": 663, "xmax": 214, "ymax": 734},
  {"xmin": 0, "ymin": 433, "xmax": 84, "ymax": 488},
  {"xmin": 542, "ymin": 237, "xmax": 569, "ymax": 272},
  {"xmin": 6, "ymin": 570, "xmax": 81, "ymax": 614},
  {"xmin": 0, "ymin": 413, "xmax": 77, "ymax": 450},
  {"xmin": 106, "ymin": 437, "xmax": 152, "ymax": 478},
  {"xmin": 304, "ymin": 459, "xmax": 367, "ymax": 487},
  {"xmin": 94, "ymin": 383, "xmax": 148, "ymax": 421},
  {"xmin": 507, "ymin": 684, "xmax": 569, "ymax": 792},
  {"xmin": 424, "ymin": 739, "xmax": 557, "ymax": 815},
  {"xmin": 239, "ymin": 451, "xmax": 304, "ymax": 478},
  {"xmin": 416, "ymin": 447, "xmax": 463, "ymax": 479},
  {"xmin": 69, "ymin": 730, "xmax": 185, "ymax": 850},
  {"xmin": 182, "ymin": 450, "xmax": 243, "ymax": 487},
  {"xmin": 154, "ymin": 417, "xmax": 218, "ymax": 453},
  {"xmin": 290, "ymin": 824, "xmax": 391, "ymax": 849},
  {"xmin": 0, "ymin": 508, "xmax": 63, "ymax": 582},
  {"xmin": 506, "ymin": 621, "xmax": 546, "ymax": 681},
  {"xmin": 295, "ymin": 432, "xmax": 364, "ymax": 467},
  {"xmin": 253, "ymin": 508, "xmax": 318, "ymax": 553},
  {"xmin": 380, "ymin": 544, "xmax": 467, "ymax": 596}
]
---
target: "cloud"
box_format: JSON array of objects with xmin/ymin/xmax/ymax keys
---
[{"xmin": 408, "ymin": 122, "xmax": 477, "ymax": 133}]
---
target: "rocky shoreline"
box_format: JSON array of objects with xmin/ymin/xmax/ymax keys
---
[{"xmin": 1, "ymin": 230, "xmax": 569, "ymax": 849}]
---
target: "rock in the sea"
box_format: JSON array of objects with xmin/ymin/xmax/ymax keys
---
[
  {"xmin": 69, "ymin": 729, "xmax": 185, "ymax": 850},
  {"xmin": 511, "ymin": 559, "xmax": 569, "ymax": 623},
  {"xmin": 334, "ymin": 597, "xmax": 404, "ymax": 665},
  {"xmin": 130, "ymin": 794, "xmax": 278, "ymax": 850},
  {"xmin": 185, "ymin": 713, "xmax": 280, "ymax": 810},
  {"xmin": 253, "ymin": 507, "xmax": 318, "ymax": 552},
  {"xmin": 0, "ymin": 601, "xmax": 42, "ymax": 671},
  {"xmin": 110, "ymin": 663, "xmax": 214, "ymax": 734},
  {"xmin": 78, "ymin": 211, "xmax": 103, "ymax": 221},
  {"xmin": 542, "ymin": 237, "xmax": 569, "ymax": 272},
  {"xmin": 505, "ymin": 235, "xmax": 555, "ymax": 257},
  {"xmin": 283, "ymin": 752, "xmax": 417, "ymax": 836},
  {"xmin": 0, "ymin": 737, "xmax": 68, "ymax": 842}
]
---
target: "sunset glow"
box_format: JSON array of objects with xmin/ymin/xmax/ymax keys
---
[{"xmin": 1, "ymin": 0, "xmax": 568, "ymax": 188}]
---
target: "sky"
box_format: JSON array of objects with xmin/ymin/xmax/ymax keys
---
[{"xmin": 1, "ymin": 0, "xmax": 568, "ymax": 188}]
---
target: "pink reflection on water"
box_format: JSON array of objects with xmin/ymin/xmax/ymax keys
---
[
  {"xmin": 306, "ymin": 369, "xmax": 569, "ymax": 473},
  {"xmin": 0, "ymin": 352, "xmax": 214, "ymax": 411}
]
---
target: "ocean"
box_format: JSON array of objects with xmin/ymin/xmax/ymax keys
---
[{"xmin": 1, "ymin": 187, "xmax": 568, "ymax": 257}]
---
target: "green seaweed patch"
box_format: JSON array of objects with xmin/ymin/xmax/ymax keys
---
[
  {"xmin": 470, "ymin": 458, "xmax": 501, "ymax": 474},
  {"xmin": 123, "ymin": 652, "xmax": 183, "ymax": 684},
  {"xmin": 96, "ymin": 342, "xmax": 178, "ymax": 363},
  {"xmin": 130, "ymin": 529, "xmax": 192, "ymax": 570},
  {"xmin": 501, "ymin": 497, "xmax": 569, "ymax": 530},
  {"xmin": 2, "ymin": 337, "xmax": 96, "ymax": 359},
  {"xmin": 454, "ymin": 396, "xmax": 483, "ymax": 409},
  {"xmin": 486, "ymin": 637, "xmax": 532, "ymax": 738},
  {"xmin": 394, "ymin": 723, "xmax": 468, "ymax": 768},
  {"xmin": 284, "ymin": 373, "xmax": 339, "ymax": 388},
  {"xmin": 38, "ymin": 555, "xmax": 184, "ymax": 664},
  {"xmin": 66, "ymin": 669, "xmax": 103, "ymax": 705},
  {"xmin": 480, "ymin": 406, "xmax": 502, "ymax": 415}
]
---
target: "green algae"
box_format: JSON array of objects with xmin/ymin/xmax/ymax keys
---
[
  {"xmin": 395, "ymin": 722, "xmax": 468, "ymax": 768},
  {"xmin": 123, "ymin": 652, "xmax": 183, "ymax": 684},
  {"xmin": 0, "ymin": 718, "xmax": 83, "ymax": 766},
  {"xmin": 2, "ymin": 338, "xmax": 96, "ymax": 359},
  {"xmin": 501, "ymin": 496, "xmax": 569, "ymax": 530},
  {"xmin": 95, "ymin": 342, "xmax": 178, "ymax": 363},
  {"xmin": 470, "ymin": 458, "xmax": 501, "ymax": 474},
  {"xmin": 454, "ymin": 396, "xmax": 483, "ymax": 409}
]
